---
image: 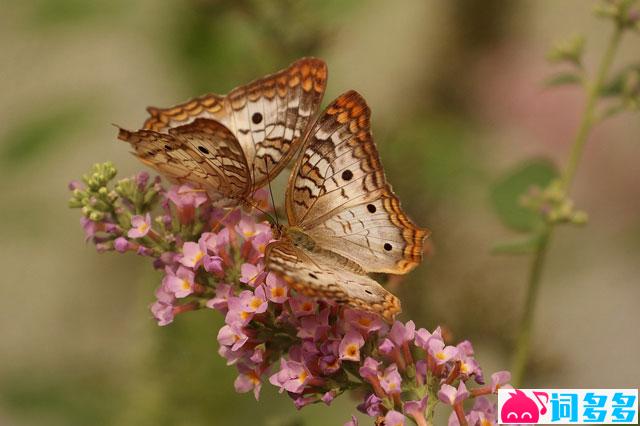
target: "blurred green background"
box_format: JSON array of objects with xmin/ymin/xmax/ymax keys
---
[{"xmin": 1, "ymin": 1, "xmax": 639, "ymax": 425}]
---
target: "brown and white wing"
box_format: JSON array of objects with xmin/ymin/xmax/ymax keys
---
[
  {"xmin": 265, "ymin": 240, "xmax": 401, "ymax": 321},
  {"xmin": 286, "ymin": 91, "xmax": 429, "ymax": 274},
  {"xmin": 143, "ymin": 57, "xmax": 328, "ymax": 190},
  {"xmin": 118, "ymin": 118, "xmax": 251, "ymax": 207}
]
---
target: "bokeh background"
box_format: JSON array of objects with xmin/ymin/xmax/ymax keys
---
[{"xmin": 1, "ymin": 1, "xmax": 639, "ymax": 425}]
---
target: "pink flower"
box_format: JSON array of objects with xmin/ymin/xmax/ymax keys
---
[
  {"xmin": 357, "ymin": 393, "xmax": 383, "ymax": 417},
  {"xmin": 456, "ymin": 340, "xmax": 474, "ymax": 357},
  {"xmin": 404, "ymin": 396, "xmax": 429, "ymax": 420},
  {"xmin": 203, "ymin": 255, "xmax": 224, "ymax": 275},
  {"xmin": 150, "ymin": 286, "xmax": 175, "ymax": 326},
  {"xmin": 236, "ymin": 217, "xmax": 270, "ymax": 240},
  {"xmin": 428, "ymin": 339, "xmax": 459, "ymax": 365},
  {"xmin": 206, "ymin": 283, "xmax": 233, "ymax": 312},
  {"xmin": 247, "ymin": 287, "xmax": 269, "ymax": 314},
  {"xmin": 265, "ymin": 273, "xmax": 288, "ymax": 303},
  {"xmin": 179, "ymin": 241, "xmax": 205, "ymax": 268},
  {"xmin": 415, "ymin": 326, "xmax": 442, "ymax": 350},
  {"xmin": 289, "ymin": 296, "xmax": 318, "ymax": 317},
  {"xmin": 297, "ymin": 308, "xmax": 331, "ymax": 340},
  {"xmin": 358, "ymin": 357, "xmax": 381, "ymax": 382},
  {"xmin": 167, "ymin": 185, "xmax": 207, "ymax": 224},
  {"xmin": 389, "ymin": 320, "xmax": 415, "ymax": 346},
  {"xmin": 217, "ymin": 324, "xmax": 248, "ymax": 351},
  {"xmin": 128, "ymin": 213, "xmax": 151, "ymax": 238},
  {"xmin": 438, "ymin": 381, "xmax": 470, "ymax": 406},
  {"xmin": 379, "ymin": 364, "xmax": 402, "ymax": 395},
  {"xmin": 448, "ymin": 397, "xmax": 497, "ymax": 426},
  {"xmin": 339, "ymin": 330, "xmax": 365, "ymax": 362},
  {"xmin": 344, "ymin": 309, "xmax": 387, "ymax": 335},
  {"xmin": 164, "ymin": 266, "xmax": 196, "ymax": 298},
  {"xmin": 491, "ymin": 371, "xmax": 511, "ymax": 392},
  {"xmin": 240, "ymin": 263, "xmax": 266, "ymax": 287},
  {"xmin": 250, "ymin": 231, "xmax": 272, "ymax": 255},
  {"xmin": 268, "ymin": 359, "xmax": 312, "ymax": 394},
  {"xmin": 167, "ymin": 184, "xmax": 207, "ymax": 209},
  {"xmin": 226, "ymin": 291, "xmax": 265, "ymax": 326},
  {"xmin": 234, "ymin": 365, "xmax": 262, "ymax": 400},
  {"xmin": 384, "ymin": 410, "xmax": 406, "ymax": 426}
]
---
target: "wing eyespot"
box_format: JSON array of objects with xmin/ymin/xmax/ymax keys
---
[
  {"xmin": 384, "ymin": 243, "xmax": 392, "ymax": 251},
  {"xmin": 251, "ymin": 112, "xmax": 263, "ymax": 124},
  {"xmin": 367, "ymin": 204, "xmax": 376, "ymax": 213},
  {"xmin": 197, "ymin": 146, "xmax": 210, "ymax": 154},
  {"xmin": 341, "ymin": 169, "xmax": 353, "ymax": 181}
]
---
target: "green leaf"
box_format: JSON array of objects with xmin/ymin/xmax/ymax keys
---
[
  {"xmin": 492, "ymin": 234, "xmax": 542, "ymax": 255},
  {"xmin": 543, "ymin": 71, "xmax": 583, "ymax": 88},
  {"xmin": 491, "ymin": 158, "xmax": 559, "ymax": 232}
]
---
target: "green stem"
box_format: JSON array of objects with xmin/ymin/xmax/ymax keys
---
[
  {"xmin": 511, "ymin": 25, "xmax": 624, "ymax": 387},
  {"xmin": 561, "ymin": 26, "xmax": 623, "ymax": 191},
  {"xmin": 511, "ymin": 226, "xmax": 552, "ymax": 386}
]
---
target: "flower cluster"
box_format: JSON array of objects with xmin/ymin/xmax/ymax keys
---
[{"xmin": 69, "ymin": 163, "xmax": 511, "ymax": 425}]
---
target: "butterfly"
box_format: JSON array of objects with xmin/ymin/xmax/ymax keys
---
[
  {"xmin": 117, "ymin": 57, "xmax": 328, "ymax": 207},
  {"xmin": 265, "ymin": 90, "xmax": 429, "ymax": 321}
]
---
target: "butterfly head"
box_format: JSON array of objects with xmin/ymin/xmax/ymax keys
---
[{"xmin": 270, "ymin": 222, "xmax": 285, "ymax": 239}]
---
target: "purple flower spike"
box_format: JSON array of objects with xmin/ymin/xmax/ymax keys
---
[{"xmin": 70, "ymin": 168, "xmax": 515, "ymax": 423}]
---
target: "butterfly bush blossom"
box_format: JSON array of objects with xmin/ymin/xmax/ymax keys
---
[{"xmin": 69, "ymin": 163, "xmax": 511, "ymax": 426}]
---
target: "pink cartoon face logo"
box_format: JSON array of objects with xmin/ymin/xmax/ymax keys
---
[{"xmin": 501, "ymin": 390, "xmax": 548, "ymax": 424}]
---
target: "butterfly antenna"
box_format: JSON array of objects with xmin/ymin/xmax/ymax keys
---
[{"xmin": 263, "ymin": 157, "xmax": 280, "ymax": 227}]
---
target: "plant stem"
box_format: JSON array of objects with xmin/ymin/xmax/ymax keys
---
[
  {"xmin": 511, "ymin": 25, "xmax": 624, "ymax": 387},
  {"xmin": 561, "ymin": 26, "xmax": 623, "ymax": 191},
  {"xmin": 511, "ymin": 227, "xmax": 552, "ymax": 386}
]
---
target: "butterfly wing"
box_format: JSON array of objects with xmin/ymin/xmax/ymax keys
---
[
  {"xmin": 118, "ymin": 118, "xmax": 251, "ymax": 207},
  {"xmin": 143, "ymin": 57, "xmax": 328, "ymax": 190},
  {"xmin": 285, "ymin": 91, "xmax": 429, "ymax": 274},
  {"xmin": 265, "ymin": 240, "xmax": 401, "ymax": 321}
]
